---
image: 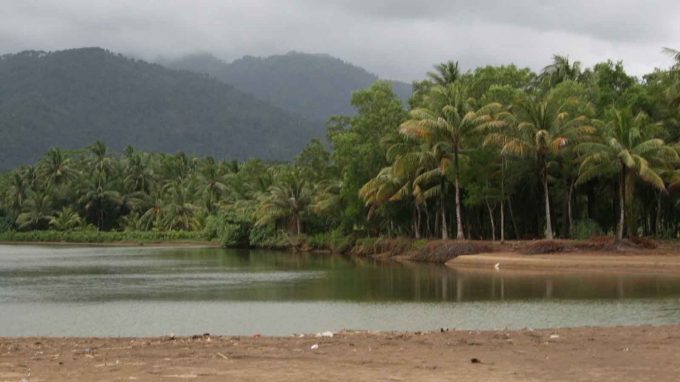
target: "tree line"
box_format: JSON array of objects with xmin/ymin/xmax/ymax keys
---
[{"xmin": 1, "ymin": 51, "xmax": 679, "ymax": 245}]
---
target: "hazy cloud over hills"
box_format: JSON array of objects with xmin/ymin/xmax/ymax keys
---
[{"xmin": 1, "ymin": 0, "xmax": 679, "ymax": 81}]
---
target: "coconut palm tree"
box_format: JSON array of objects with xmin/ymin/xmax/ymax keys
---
[
  {"xmin": 78, "ymin": 174, "xmax": 122, "ymax": 230},
  {"xmin": 88, "ymin": 141, "xmax": 114, "ymax": 179},
  {"xmin": 123, "ymin": 150, "xmax": 152, "ymax": 194},
  {"xmin": 198, "ymin": 156, "xmax": 228, "ymax": 213},
  {"xmin": 16, "ymin": 191, "xmax": 54, "ymax": 230},
  {"xmin": 256, "ymin": 169, "xmax": 311, "ymax": 235},
  {"xmin": 5, "ymin": 171, "xmax": 27, "ymax": 217},
  {"xmin": 663, "ymin": 47, "xmax": 680, "ymax": 66},
  {"xmin": 577, "ymin": 109, "xmax": 679, "ymax": 241},
  {"xmin": 39, "ymin": 147, "xmax": 77, "ymax": 188},
  {"xmin": 484, "ymin": 89, "xmax": 592, "ymax": 239},
  {"xmin": 539, "ymin": 55, "xmax": 583, "ymax": 87},
  {"xmin": 49, "ymin": 207, "xmax": 82, "ymax": 231},
  {"xmin": 427, "ymin": 61, "xmax": 461, "ymax": 86},
  {"xmin": 161, "ymin": 181, "xmax": 199, "ymax": 231},
  {"xmin": 400, "ymin": 83, "xmax": 486, "ymax": 239}
]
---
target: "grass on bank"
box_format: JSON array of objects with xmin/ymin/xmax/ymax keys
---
[{"xmin": 0, "ymin": 230, "xmax": 206, "ymax": 244}]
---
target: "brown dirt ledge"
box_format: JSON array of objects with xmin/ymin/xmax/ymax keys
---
[{"xmin": 2, "ymin": 325, "xmax": 680, "ymax": 381}]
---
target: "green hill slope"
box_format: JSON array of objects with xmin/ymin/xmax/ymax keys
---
[
  {"xmin": 163, "ymin": 52, "xmax": 412, "ymax": 123},
  {"xmin": 0, "ymin": 48, "xmax": 318, "ymax": 169}
]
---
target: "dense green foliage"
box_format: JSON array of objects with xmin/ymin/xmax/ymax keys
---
[
  {"xmin": 0, "ymin": 48, "xmax": 318, "ymax": 169},
  {"xmin": 1, "ymin": 52, "xmax": 679, "ymax": 246},
  {"xmin": 163, "ymin": 52, "xmax": 412, "ymax": 123}
]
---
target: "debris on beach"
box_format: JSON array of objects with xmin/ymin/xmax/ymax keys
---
[
  {"xmin": 310, "ymin": 344, "xmax": 319, "ymax": 350},
  {"xmin": 316, "ymin": 331, "xmax": 334, "ymax": 338}
]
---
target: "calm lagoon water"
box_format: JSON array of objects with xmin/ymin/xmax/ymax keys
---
[{"xmin": 1, "ymin": 244, "xmax": 680, "ymax": 336}]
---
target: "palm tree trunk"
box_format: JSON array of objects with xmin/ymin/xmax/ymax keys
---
[
  {"xmin": 413, "ymin": 204, "xmax": 421, "ymax": 239},
  {"xmin": 454, "ymin": 174, "xmax": 464, "ymax": 240},
  {"xmin": 567, "ymin": 179, "xmax": 575, "ymax": 238},
  {"xmin": 440, "ymin": 206, "xmax": 448, "ymax": 240},
  {"xmin": 440, "ymin": 179, "xmax": 448, "ymax": 240},
  {"xmin": 500, "ymin": 200, "xmax": 505, "ymax": 243},
  {"xmin": 508, "ymin": 197, "xmax": 520, "ymax": 239},
  {"xmin": 454, "ymin": 149, "xmax": 464, "ymax": 240},
  {"xmin": 542, "ymin": 160, "xmax": 554, "ymax": 240},
  {"xmin": 296, "ymin": 214, "xmax": 301, "ymax": 235},
  {"xmin": 617, "ymin": 168, "xmax": 626, "ymax": 242},
  {"xmin": 655, "ymin": 192, "xmax": 662, "ymax": 237},
  {"xmin": 486, "ymin": 201, "xmax": 496, "ymax": 241}
]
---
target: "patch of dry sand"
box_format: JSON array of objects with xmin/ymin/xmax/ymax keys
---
[{"xmin": 2, "ymin": 325, "xmax": 680, "ymax": 381}]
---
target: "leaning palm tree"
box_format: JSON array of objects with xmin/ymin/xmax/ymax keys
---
[
  {"xmin": 576, "ymin": 109, "xmax": 679, "ymax": 241},
  {"xmin": 485, "ymin": 89, "xmax": 592, "ymax": 239},
  {"xmin": 663, "ymin": 47, "xmax": 680, "ymax": 66},
  {"xmin": 400, "ymin": 83, "xmax": 485, "ymax": 239}
]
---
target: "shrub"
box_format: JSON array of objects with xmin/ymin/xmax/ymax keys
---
[
  {"xmin": 248, "ymin": 225, "xmax": 288, "ymax": 249},
  {"xmin": 0, "ymin": 216, "xmax": 13, "ymax": 233},
  {"xmin": 204, "ymin": 212, "xmax": 251, "ymax": 247},
  {"xmin": 573, "ymin": 219, "xmax": 602, "ymax": 240},
  {"xmin": 306, "ymin": 229, "xmax": 355, "ymax": 253}
]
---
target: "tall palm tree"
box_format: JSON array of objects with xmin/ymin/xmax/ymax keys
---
[
  {"xmin": 663, "ymin": 47, "xmax": 680, "ymax": 66},
  {"xmin": 577, "ymin": 109, "xmax": 679, "ymax": 241},
  {"xmin": 123, "ymin": 151, "xmax": 152, "ymax": 194},
  {"xmin": 88, "ymin": 141, "xmax": 114, "ymax": 179},
  {"xmin": 540, "ymin": 55, "xmax": 583, "ymax": 87},
  {"xmin": 39, "ymin": 147, "xmax": 76, "ymax": 188},
  {"xmin": 485, "ymin": 89, "xmax": 592, "ymax": 239},
  {"xmin": 427, "ymin": 61, "xmax": 461, "ymax": 86},
  {"xmin": 400, "ymin": 83, "xmax": 485, "ymax": 239},
  {"xmin": 78, "ymin": 174, "xmax": 122, "ymax": 230},
  {"xmin": 198, "ymin": 156, "xmax": 228, "ymax": 213}
]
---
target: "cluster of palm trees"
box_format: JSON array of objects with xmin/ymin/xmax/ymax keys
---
[
  {"xmin": 0, "ymin": 138, "xmax": 339, "ymax": 241},
  {"xmin": 360, "ymin": 54, "xmax": 680, "ymax": 241}
]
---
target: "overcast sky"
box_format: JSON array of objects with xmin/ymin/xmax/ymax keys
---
[{"xmin": 1, "ymin": 0, "xmax": 679, "ymax": 81}]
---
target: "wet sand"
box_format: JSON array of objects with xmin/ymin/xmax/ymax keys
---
[
  {"xmin": 2, "ymin": 325, "xmax": 679, "ymax": 381},
  {"xmin": 447, "ymin": 252, "xmax": 680, "ymax": 274}
]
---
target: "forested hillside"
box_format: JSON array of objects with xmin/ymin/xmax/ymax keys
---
[
  {"xmin": 162, "ymin": 52, "xmax": 412, "ymax": 122},
  {"xmin": 0, "ymin": 48, "xmax": 318, "ymax": 169}
]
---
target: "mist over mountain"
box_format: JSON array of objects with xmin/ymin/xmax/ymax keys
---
[
  {"xmin": 161, "ymin": 52, "xmax": 413, "ymax": 123},
  {"xmin": 0, "ymin": 48, "xmax": 319, "ymax": 169}
]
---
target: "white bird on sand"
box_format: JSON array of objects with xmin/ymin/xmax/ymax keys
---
[{"xmin": 494, "ymin": 263, "xmax": 501, "ymax": 271}]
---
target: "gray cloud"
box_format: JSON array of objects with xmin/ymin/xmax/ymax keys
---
[{"xmin": 1, "ymin": 0, "xmax": 679, "ymax": 81}]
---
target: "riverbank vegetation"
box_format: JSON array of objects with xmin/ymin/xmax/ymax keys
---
[{"xmin": 1, "ymin": 52, "xmax": 679, "ymax": 248}]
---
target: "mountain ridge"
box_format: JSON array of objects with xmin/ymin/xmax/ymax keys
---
[
  {"xmin": 0, "ymin": 47, "xmax": 319, "ymax": 169},
  {"xmin": 161, "ymin": 51, "xmax": 412, "ymax": 123}
]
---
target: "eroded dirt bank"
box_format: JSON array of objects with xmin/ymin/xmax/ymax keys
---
[{"xmin": 2, "ymin": 325, "xmax": 680, "ymax": 381}]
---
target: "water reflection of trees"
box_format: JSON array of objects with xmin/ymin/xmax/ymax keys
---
[{"xmin": 51, "ymin": 248, "xmax": 680, "ymax": 303}]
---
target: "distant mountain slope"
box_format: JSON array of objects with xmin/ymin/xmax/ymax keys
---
[
  {"xmin": 0, "ymin": 48, "xmax": 318, "ymax": 169},
  {"xmin": 162, "ymin": 52, "xmax": 412, "ymax": 123}
]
